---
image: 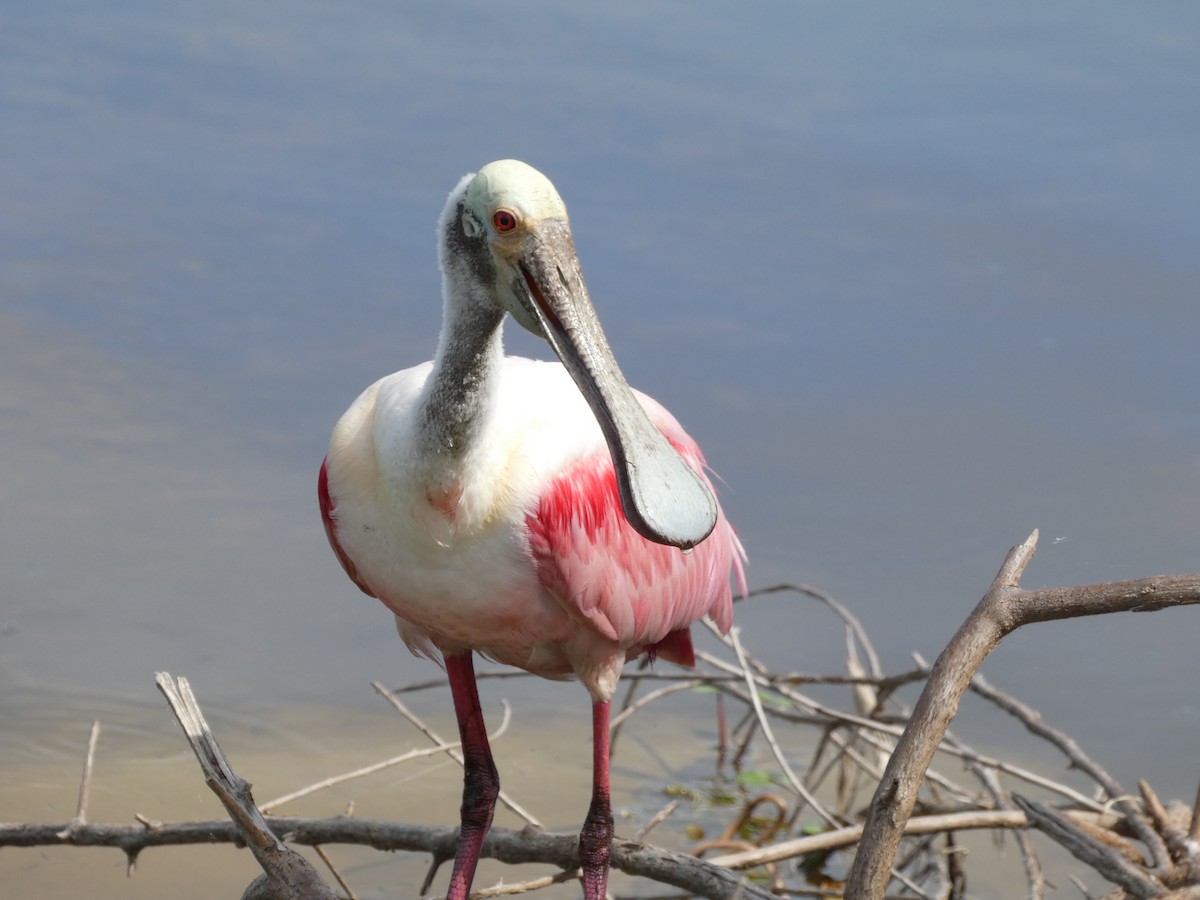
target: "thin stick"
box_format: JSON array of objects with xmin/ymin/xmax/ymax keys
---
[
  {"xmin": 728, "ymin": 627, "xmax": 839, "ymax": 829},
  {"xmin": 262, "ymin": 743, "xmax": 473, "ymax": 812},
  {"xmin": 714, "ymin": 692, "xmax": 728, "ymax": 778},
  {"xmin": 260, "ymin": 701, "xmax": 512, "ymax": 812},
  {"xmin": 634, "ymin": 799, "xmax": 682, "ymax": 842},
  {"xmin": 974, "ymin": 758, "xmax": 1045, "ymax": 900},
  {"xmin": 312, "ymin": 844, "xmax": 358, "ymax": 900},
  {"xmin": 610, "ymin": 662, "xmax": 645, "ymax": 757},
  {"xmin": 372, "ymin": 683, "xmax": 541, "ymax": 828},
  {"xmin": 969, "ymin": 669, "xmax": 1169, "ymax": 873},
  {"xmin": 464, "ymin": 868, "xmax": 579, "ymax": 897},
  {"xmin": 609, "ymin": 680, "xmax": 701, "ymax": 730},
  {"xmin": 710, "ymin": 807, "xmax": 1120, "ymax": 870},
  {"xmin": 57, "ymin": 720, "xmax": 101, "ymax": 839},
  {"xmin": 615, "ymin": 668, "xmax": 924, "ymax": 688},
  {"xmin": 746, "ymin": 583, "xmax": 884, "ymax": 678},
  {"xmin": 969, "ymin": 673, "xmax": 1133, "ymax": 813}
]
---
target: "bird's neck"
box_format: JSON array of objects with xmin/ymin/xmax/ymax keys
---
[{"xmin": 418, "ymin": 287, "xmax": 506, "ymax": 461}]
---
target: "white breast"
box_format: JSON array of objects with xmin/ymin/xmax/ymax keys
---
[{"xmin": 324, "ymin": 357, "xmax": 614, "ymax": 668}]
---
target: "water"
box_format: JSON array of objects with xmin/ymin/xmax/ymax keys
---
[{"xmin": 2, "ymin": 2, "xmax": 1198, "ymax": 896}]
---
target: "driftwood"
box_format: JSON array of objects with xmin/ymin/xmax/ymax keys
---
[{"xmin": 3, "ymin": 530, "xmax": 1199, "ymax": 899}]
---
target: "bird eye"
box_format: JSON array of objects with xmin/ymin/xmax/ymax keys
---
[{"xmin": 493, "ymin": 209, "xmax": 518, "ymax": 233}]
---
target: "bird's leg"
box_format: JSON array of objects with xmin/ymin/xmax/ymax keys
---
[
  {"xmin": 579, "ymin": 698, "xmax": 614, "ymax": 900},
  {"xmin": 445, "ymin": 651, "xmax": 499, "ymax": 900}
]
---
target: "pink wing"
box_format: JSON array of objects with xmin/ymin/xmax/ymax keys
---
[{"xmin": 525, "ymin": 425, "xmax": 745, "ymax": 664}]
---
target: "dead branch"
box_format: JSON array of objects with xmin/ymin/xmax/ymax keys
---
[
  {"xmin": 155, "ymin": 673, "xmax": 338, "ymax": 900},
  {"xmin": 845, "ymin": 530, "xmax": 1200, "ymax": 899},
  {"xmin": 0, "ymin": 817, "xmax": 771, "ymax": 900},
  {"xmin": 6, "ymin": 807, "xmax": 1116, "ymax": 872},
  {"xmin": 1013, "ymin": 795, "xmax": 1167, "ymax": 898}
]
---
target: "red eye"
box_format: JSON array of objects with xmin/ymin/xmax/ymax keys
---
[{"xmin": 493, "ymin": 209, "xmax": 518, "ymax": 232}]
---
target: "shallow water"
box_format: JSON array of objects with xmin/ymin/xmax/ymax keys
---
[
  {"xmin": 2, "ymin": 2, "xmax": 1198, "ymax": 896},
  {"xmin": 0, "ymin": 686, "xmax": 770, "ymax": 899}
]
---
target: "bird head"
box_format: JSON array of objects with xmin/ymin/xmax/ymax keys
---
[{"xmin": 438, "ymin": 160, "xmax": 718, "ymax": 551}]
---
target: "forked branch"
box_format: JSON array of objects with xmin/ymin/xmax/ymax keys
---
[{"xmin": 845, "ymin": 530, "xmax": 1200, "ymax": 899}]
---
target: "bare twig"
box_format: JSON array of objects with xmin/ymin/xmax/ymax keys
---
[
  {"xmin": 460, "ymin": 868, "xmax": 578, "ymax": 897},
  {"xmin": 969, "ymin": 670, "xmax": 1169, "ymax": 872},
  {"xmin": 709, "ymin": 807, "xmax": 1118, "ymax": 870},
  {"xmin": 634, "ymin": 799, "xmax": 682, "ymax": 842},
  {"xmin": 728, "ymin": 627, "xmax": 839, "ymax": 829},
  {"xmin": 262, "ymin": 745, "xmax": 460, "ymax": 812},
  {"xmin": 372, "ymin": 682, "xmax": 541, "ymax": 828},
  {"xmin": 609, "ymin": 679, "xmax": 702, "ymax": 730},
  {"xmin": 746, "ymin": 582, "xmax": 883, "ymax": 677},
  {"xmin": 312, "ymin": 844, "xmax": 358, "ymax": 900},
  {"xmin": 260, "ymin": 703, "xmax": 510, "ymax": 812},
  {"xmin": 56, "ymin": 720, "xmax": 101, "ymax": 840},
  {"xmin": 941, "ymin": 725, "xmax": 1046, "ymax": 900}
]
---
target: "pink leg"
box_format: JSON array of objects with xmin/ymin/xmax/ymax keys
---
[
  {"xmin": 445, "ymin": 652, "xmax": 499, "ymax": 900},
  {"xmin": 579, "ymin": 699, "xmax": 614, "ymax": 900}
]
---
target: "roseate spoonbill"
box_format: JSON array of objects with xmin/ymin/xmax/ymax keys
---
[{"xmin": 319, "ymin": 160, "xmax": 745, "ymax": 900}]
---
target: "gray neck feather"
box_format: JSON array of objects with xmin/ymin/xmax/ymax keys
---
[{"xmin": 418, "ymin": 197, "xmax": 506, "ymax": 458}]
